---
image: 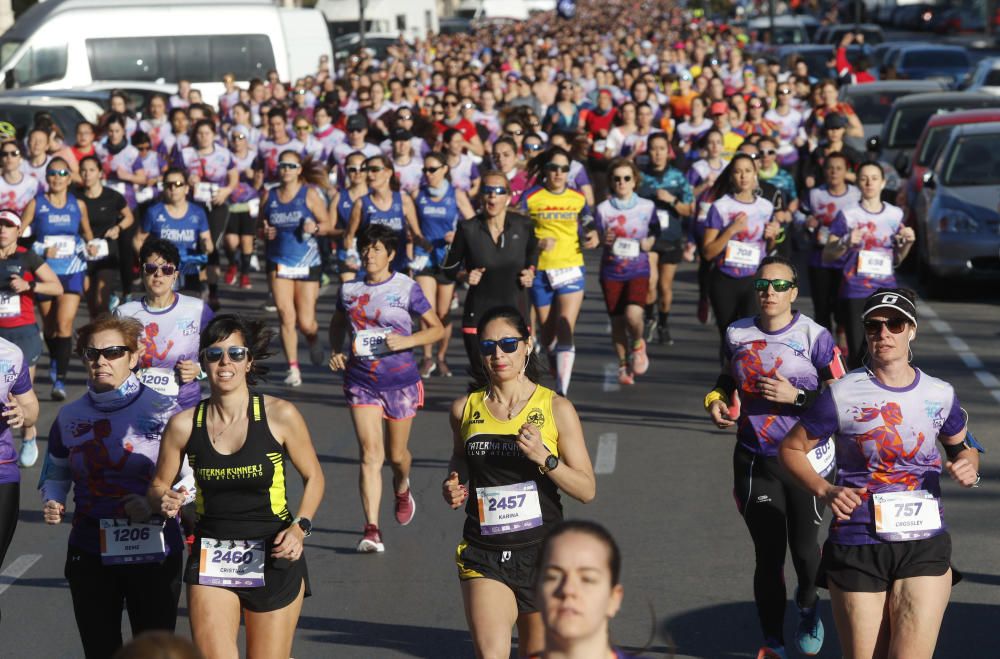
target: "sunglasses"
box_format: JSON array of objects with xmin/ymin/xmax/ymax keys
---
[
  {"xmin": 749, "ymin": 103, "xmax": 763, "ymax": 109},
  {"xmin": 364, "ymin": 165, "xmax": 386, "ymax": 173},
  {"xmin": 397, "ymin": 115, "xmax": 413, "ymax": 121},
  {"xmin": 1, "ymin": 150, "xmax": 20, "ymax": 158},
  {"xmin": 481, "ymin": 185, "xmax": 508, "ymax": 196},
  {"xmin": 201, "ymin": 346, "xmax": 250, "ymax": 363},
  {"xmin": 346, "ymin": 166, "xmax": 364, "ymax": 174},
  {"xmin": 46, "ymin": 169, "xmax": 71, "ymax": 178},
  {"xmin": 278, "ymin": 162, "xmax": 301, "ymax": 170},
  {"xmin": 612, "ymin": 175, "xmax": 632, "ymax": 183},
  {"xmin": 863, "ymin": 318, "xmax": 908, "ymax": 335},
  {"xmin": 779, "ymin": 89, "xmax": 792, "ymax": 95},
  {"xmin": 525, "ymin": 143, "xmax": 543, "ymax": 151},
  {"xmin": 754, "ymin": 278, "xmax": 796, "ymax": 292},
  {"xmin": 143, "ymin": 262, "xmax": 177, "ymax": 276},
  {"xmin": 232, "ymin": 134, "xmax": 247, "ymax": 141},
  {"xmin": 462, "ymin": 103, "xmax": 475, "ymax": 110},
  {"xmin": 166, "ymin": 180, "xmax": 187, "ymax": 189},
  {"xmin": 506, "ymin": 129, "xmax": 524, "ymax": 136},
  {"xmin": 83, "ymin": 346, "xmax": 130, "ymax": 362},
  {"xmin": 295, "ymin": 125, "xmax": 311, "ymax": 132},
  {"xmin": 423, "ymin": 165, "xmax": 444, "ymax": 174},
  {"xmin": 760, "ymin": 149, "xmax": 777, "ymax": 156},
  {"xmin": 479, "ymin": 337, "xmax": 524, "ymax": 355},
  {"xmin": 444, "ymin": 101, "xmax": 460, "ymax": 107},
  {"xmin": 545, "ymin": 163, "xmax": 570, "ymax": 173}
]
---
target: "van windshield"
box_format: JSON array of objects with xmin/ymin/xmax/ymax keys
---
[
  {"xmin": 11, "ymin": 44, "xmax": 67, "ymax": 86},
  {"xmin": 0, "ymin": 40, "xmax": 23, "ymax": 69}
]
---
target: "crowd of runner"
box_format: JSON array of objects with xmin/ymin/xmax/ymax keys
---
[{"xmin": 0, "ymin": 1, "xmax": 988, "ymax": 657}]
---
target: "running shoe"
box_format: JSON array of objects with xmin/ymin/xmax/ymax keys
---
[
  {"xmin": 283, "ymin": 367, "xmax": 302, "ymax": 387},
  {"xmin": 419, "ymin": 358, "xmax": 437, "ymax": 379},
  {"xmin": 617, "ymin": 365, "xmax": 634, "ymax": 385},
  {"xmin": 697, "ymin": 298, "xmax": 711, "ymax": 325},
  {"xmin": 308, "ymin": 339, "xmax": 324, "ymax": 366},
  {"xmin": 224, "ymin": 264, "xmax": 238, "ymax": 285},
  {"xmin": 394, "ymin": 487, "xmax": 416, "ymax": 526},
  {"xmin": 657, "ymin": 325, "xmax": 674, "ymax": 345},
  {"xmin": 18, "ymin": 438, "xmax": 38, "ymax": 468},
  {"xmin": 109, "ymin": 293, "xmax": 121, "ymax": 312},
  {"xmin": 682, "ymin": 241, "xmax": 697, "ymax": 262},
  {"xmin": 320, "ymin": 273, "xmax": 331, "ymax": 288},
  {"xmin": 357, "ymin": 524, "xmax": 385, "ymax": 553},
  {"xmin": 239, "ymin": 274, "xmax": 251, "ymax": 289},
  {"xmin": 795, "ymin": 595, "xmax": 825, "ymax": 656},
  {"xmin": 756, "ymin": 646, "xmax": 786, "ymax": 659},
  {"xmin": 51, "ymin": 380, "xmax": 66, "ymax": 401},
  {"xmin": 643, "ymin": 317, "xmax": 657, "ymax": 343},
  {"xmin": 249, "ymin": 254, "xmax": 261, "ymax": 272},
  {"xmin": 630, "ymin": 340, "xmax": 649, "ymax": 376},
  {"xmin": 438, "ymin": 360, "xmax": 453, "ymax": 378}
]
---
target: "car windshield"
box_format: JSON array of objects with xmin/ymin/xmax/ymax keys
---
[
  {"xmin": 902, "ymin": 51, "xmax": 969, "ymax": 68},
  {"xmin": 889, "ymin": 105, "xmax": 979, "ymax": 148},
  {"xmin": 984, "ymin": 70, "xmax": 1000, "ymax": 86},
  {"xmin": 942, "ymin": 135, "xmax": 1000, "ymax": 186},
  {"xmin": 917, "ymin": 125, "xmax": 952, "ymax": 167},
  {"xmin": 851, "ymin": 91, "xmax": 913, "ymax": 125}
]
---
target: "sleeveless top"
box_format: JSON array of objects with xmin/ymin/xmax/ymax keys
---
[
  {"xmin": 186, "ymin": 394, "xmax": 293, "ymax": 540},
  {"xmin": 460, "ymin": 385, "xmax": 562, "ymax": 549},
  {"xmin": 414, "ymin": 185, "xmax": 460, "ymax": 268},
  {"xmin": 264, "ymin": 185, "xmax": 320, "ymax": 270},
  {"xmin": 360, "ymin": 190, "xmax": 408, "ymax": 270},
  {"xmin": 31, "ymin": 192, "xmax": 87, "ymax": 276}
]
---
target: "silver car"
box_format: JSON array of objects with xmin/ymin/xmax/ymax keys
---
[{"xmin": 913, "ymin": 122, "xmax": 1000, "ymax": 282}]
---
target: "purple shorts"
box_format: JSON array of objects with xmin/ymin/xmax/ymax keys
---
[{"xmin": 344, "ymin": 380, "xmax": 425, "ymax": 420}]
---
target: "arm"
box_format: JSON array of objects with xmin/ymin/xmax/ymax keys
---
[
  {"xmin": 19, "ymin": 199, "xmax": 36, "ymax": 232},
  {"xmin": 401, "ymin": 194, "xmax": 428, "ymax": 247},
  {"xmin": 442, "ymin": 396, "xmax": 471, "ymax": 509},
  {"xmin": 531, "ymin": 396, "xmax": 596, "ymax": 503},
  {"xmin": 24, "ymin": 262, "xmax": 63, "ymax": 297},
  {"xmin": 200, "ymin": 230, "xmax": 214, "ymax": 255},
  {"xmin": 305, "ymin": 187, "xmax": 333, "ymax": 236},
  {"xmin": 78, "ymin": 202, "xmax": 94, "ymax": 242},
  {"xmin": 456, "ymin": 189, "xmax": 476, "ymax": 220},
  {"xmin": 385, "ymin": 307, "xmax": 445, "ymax": 352},
  {"xmin": 440, "ymin": 221, "xmax": 468, "ymax": 282},
  {"xmin": 344, "ymin": 196, "xmax": 364, "ymax": 250},
  {"xmin": 327, "ymin": 309, "xmax": 350, "ymax": 371},
  {"xmin": 701, "ymin": 213, "xmax": 746, "ymax": 261},
  {"xmin": 466, "ymin": 134, "xmax": 485, "ymax": 158},
  {"xmin": 893, "ymin": 225, "xmax": 915, "ymax": 265},
  {"xmin": 147, "ymin": 410, "xmax": 194, "ymax": 516},
  {"xmin": 104, "ymin": 203, "xmax": 134, "ymax": 240},
  {"xmin": 940, "ymin": 428, "xmax": 980, "ymax": 488},
  {"xmin": 40, "ymin": 421, "xmax": 71, "ymax": 523}
]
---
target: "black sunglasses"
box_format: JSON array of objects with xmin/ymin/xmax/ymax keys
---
[
  {"xmin": 863, "ymin": 318, "xmax": 908, "ymax": 335},
  {"xmin": 525, "ymin": 144, "xmax": 543, "ymax": 152},
  {"xmin": 143, "ymin": 262, "xmax": 177, "ymax": 276},
  {"xmin": 1, "ymin": 150, "xmax": 21, "ymax": 157},
  {"xmin": 46, "ymin": 169, "xmax": 71, "ymax": 178},
  {"xmin": 423, "ymin": 165, "xmax": 444, "ymax": 174},
  {"xmin": 754, "ymin": 278, "xmax": 796, "ymax": 293},
  {"xmin": 612, "ymin": 175, "xmax": 632, "ymax": 183},
  {"xmin": 278, "ymin": 162, "xmax": 301, "ymax": 170},
  {"xmin": 201, "ymin": 346, "xmax": 250, "ymax": 362},
  {"xmin": 397, "ymin": 114, "xmax": 413, "ymax": 121},
  {"xmin": 346, "ymin": 166, "xmax": 364, "ymax": 174},
  {"xmin": 84, "ymin": 346, "xmax": 130, "ymax": 362},
  {"xmin": 506, "ymin": 129, "xmax": 524, "ymax": 136},
  {"xmin": 166, "ymin": 180, "xmax": 187, "ymax": 189},
  {"xmin": 481, "ymin": 185, "xmax": 508, "ymax": 196},
  {"xmin": 479, "ymin": 337, "xmax": 524, "ymax": 356},
  {"xmin": 364, "ymin": 165, "xmax": 386, "ymax": 173}
]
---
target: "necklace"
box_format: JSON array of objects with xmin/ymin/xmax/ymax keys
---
[
  {"xmin": 207, "ymin": 397, "xmax": 248, "ymax": 445},
  {"xmin": 490, "ymin": 385, "xmax": 531, "ymax": 420}
]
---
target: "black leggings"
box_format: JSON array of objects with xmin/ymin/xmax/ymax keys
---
[
  {"xmin": 65, "ymin": 545, "xmax": 182, "ymax": 659},
  {"xmin": 0, "ymin": 482, "xmax": 17, "ymax": 569},
  {"xmin": 709, "ymin": 269, "xmax": 757, "ymax": 337},
  {"xmin": 462, "ymin": 329, "xmax": 486, "ymax": 383},
  {"xmin": 807, "ymin": 265, "xmax": 842, "ymax": 331},
  {"xmin": 206, "ymin": 204, "xmax": 230, "ymax": 266},
  {"xmin": 733, "ymin": 444, "xmax": 831, "ymax": 645},
  {"xmin": 839, "ymin": 296, "xmax": 869, "ymax": 370}
]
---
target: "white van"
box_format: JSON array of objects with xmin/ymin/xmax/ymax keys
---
[{"xmin": 0, "ymin": 0, "xmax": 332, "ymax": 102}]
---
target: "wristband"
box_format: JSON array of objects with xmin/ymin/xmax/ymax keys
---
[{"xmin": 704, "ymin": 388, "xmax": 730, "ymax": 412}]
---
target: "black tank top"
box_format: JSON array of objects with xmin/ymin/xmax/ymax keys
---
[{"xmin": 186, "ymin": 394, "xmax": 293, "ymax": 540}]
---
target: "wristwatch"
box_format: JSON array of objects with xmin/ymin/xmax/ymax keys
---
[
  {"xmin": 538, "ymin": 454, "xmax": 559, "ymax": 475},
  {"xmin": 293, "ymin": 516, "xmax": 312, "ymax": 537},
  {"xmin": 794, "ymin": 389, "xmax": 807, "ymax": 407}
]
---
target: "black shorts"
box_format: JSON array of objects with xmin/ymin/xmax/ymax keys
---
[
  {"xmin": 0, "ymin": 324, "xmax": 43, "ymax": 365},
  {"xmin": 818, "ymin": 533, "xmax": 961, "ymax": 593},
  {"xmin": 652, "ymin": 239, "xmax": 683, "ymax": 265},
  {"xmin": 87, "ymin": 255, "xmax": 120, "ymax": 273},
  {"xmin": 456, "ymin": 540, "xmax": 541, "ymax": 613},
  {"xmin": 183, "ymin": 540, "xmax": 311, "ymax": 613},
  {"xmin": 266, "ymin": 261, "xmax": 322, "ymax": 282},
  {"xmin": 413, "ymin": 266, "xmax": 453, "ymax": 286},
  {"xmin": 225, "ymin": 211, "xmax": 257, "ymax": 237}
]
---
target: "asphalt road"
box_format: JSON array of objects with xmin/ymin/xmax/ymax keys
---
[{"xmin": 0, "ymin": 248, "xmax": 997, "ymax": 658}]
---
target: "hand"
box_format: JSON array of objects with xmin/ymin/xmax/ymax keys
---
[
  {"xmin": 518, "ymin": 268, "xmax": 534, "ymax": 288},
  {"xmin": 271, "ymin": 524, "xmax": 305, "ymax": 561},
  {"xmin": 604, "ymin": 228, "xmax": 617, "ymax": 247},
  {"xmin": 212, "ymin": 188, "xmax": 230, "ymax": 206},
  {"xmin": 467, "ymin": 267, "xmax": 486, "ymax": 286},
  {"xmin": 708, "ymin": 399, "xmax": 735, "ymax": 429},
  {"xmin": 44, "ymin": 246, "xmax": 59, "ymax": 259},
  {"xmin": 328, "ymin": 352, "xmax": 348, "ymax": 371},
  {"xmin": 86, "ymin": 243, "xmax": 99, "ymax": 258},
  {"xmin": 117, "ymin": 167, "xmax": 131, "ymax": 180},
  {"xmin": 43, "ymin": 500, "xmax": 65, "ymax": 525},
  {"xmin": 895, "ymin": 226, "xmax": 915, "ymax": 245},
  {"xmin": 442, "ymin": 471, "xmax": 468, "ymax": 509},
  {"xmin": 656, "ymin": 189, "xmax": 677, "ymax": 205},
  {"xmin": 855, "ymin": 32, "xmax": 865, "ymax": 44},
  {"xmin": 385, "ymin": 332, "xmax": 412, "ymax": 352},
  {"xmin": 302, "ymin": 219, "xmax": 318, "ymax": 236},
  {"xmin": 516, "ymin": 423, "xmax": 550, "ymax": 466},
  {"xmin": 840, "ymin": 32, "xmax": 854, "ymax": 48},
  {"xmin": 2, "ymin": 394, "xmax": 24, "ymax": 428},
  {"xmin": 822, "ymin": 484, "xmax": 867, "ymax": 521},
  {"xmin": 539, "ymin": 237, "xmax": 557, "ymax": 252},
  {"xmin": 444, "ymin": 230, "xmax": 455, "ymax": 244},
  {"xmin": 122, "ymin": 493, "xmax": 153, "ymax": 523},
  {"xmin": 582, "ymin": 230, "xmax": 600, "ymax": 249},
  {"xmin": 7, "ymin": 275, "xmax": 29, "ymax": 294},
  {"xmin": 756, "ymin": 372, "xmax": 798, "ymax": 404},
  {"xmin": 849, "ymin": 227, "xmax": 864, "ymax": 248},
  {"xmin": 175, "ymin": 359, "xmax": 201, "ymax": 384},
  {"xmin": 730, "ymin": 212, "xmax": 748, "ymax": 234},
  {"xmin": 805, "ymin": 176, "xmax": 816, "ymax": 189},
  {"xmin": 774, "ymin": 210, "xmax": 792, "ymax": 225},
  {"xmin": 160, "ymin": 486, "xmax": 187, "ymax": 518},
  {"xmin": 764, "ymin": 220, "xmax": 781, "ymax": 241},
  {"xmin": 104, "ymin": 225, "xmax": 121, "ymax": 240},
  {"xmin": 805, "ymin": 215, "xmax": 819, "ymax": 230},
  {"xmin": 188, "ymin": 174, "xmax": 201, "ymax": 186},
  {"xmin": 946, "ymin": 458, "xmax": 979, "ymax": 487},
  {"xmin": 263, "ymin": 221, "xmax": 277, "ymax": 240}
]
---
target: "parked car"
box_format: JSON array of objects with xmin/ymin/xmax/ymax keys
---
[
  {"xmin": 871, "ymin": 91, "xmax": 1000, "ymax": 173},
  {"xmin": 747, "ymin": 16, "xmax": 810, "ymax": 45},
  {"xmin": 886, "ymin": 45, "xmax": 972, "ymax": 85},
  {"xmin": 839, "ymin": 80, "xmax": 947, "ymax": 141},
  {"xmin": 0, "ymin": 82, "xmax": 172, "ymax": 118},
  {"xmin": 772, "ymin": 44, "xmax": 867, "ymax": 80},
  {"xmin": 0, "ymin": 97, "xmax": 96, "ymax": 141},
  {"xmin": 814, "ymin": 23, "xmax": 885, "ymax": 45},
  {"xmin": 965, "ymin": 56, "xmax": 1000, "ymax": 95},
  {"xmin": 913, "ymin": 122, "xmax": 1000, "ymax": 283}
]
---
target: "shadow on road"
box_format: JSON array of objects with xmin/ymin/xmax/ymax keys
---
[{"xmin": 297, "ymin": 616, "xmax": 476, "ymax": 656}]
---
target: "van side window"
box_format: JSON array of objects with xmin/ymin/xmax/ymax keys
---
[
  {"xmin": 86, "ymin": 35, "xmax": 275, "ymax": 83},
  {"xmin": 12, "ymin": 45, "xmax": 68, "ymax": 86}
]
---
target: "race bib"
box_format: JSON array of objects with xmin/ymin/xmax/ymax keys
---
[
  {"xmin": 476, "ymin": 481, "xmax": 543, "ymax": 536},
  {"xmin": 858, "ymin": 249, "xmax": 893, "ymax": 277},
  {"xmin": 545, "ymin": 266, "xmax": 583, "ymax": 290},
  {"xmin": 248, "ymin": 198, "xmax": 261, "ymax": 219},
  {"xmin": 86, "ymin": 239, "xmax": 109, "ymax": 261},
  {"xmin": 656, "ymin": 209, "xmax": 671, "ymax": 230},
  {"xmin": 194, "ymin": 182, "xmax": 219, "ymax": 205},
  {"xmin": 99, "ymin": 519, "xmax": 166, "ymax": 566},
  {"xmin": 276, "ymin": 263, "xmax": 310, "ymax": 279},
  {"xmin": 353, "ymin": 328, "xmax": 392, "ymax": 359},
  {"xmin": 0, "ymin": 293, "xmax": 20, "ymax": 318},
  {"xmin": 872, "ymin": 490, "xmax": 941, "ymax": 541},
  {"xmin": 612, "ymin": 238, "xmax": 640, "ymax": 259},
  {"xmin": 137, "ymin": 367, "xmax": 180, "ymax": 397},
  {"xmin": 409, "ymin": 254, "xmax": 430, "ymax": 272},
  {"xmin": 135, "ymin": 186, "xmax": 156, "ymax": 204},
  {"xmin": 198, "ymin": 538, "xmax": 266, "ymax": 587},
  {"xmin": 807, "ymin": 440, "xmax": 835, "ymax": 477},
  {"xmin": 817, "ymin": 226, "xmax": 830, "ymax": 245},
  {"xmin": 594, "ymin": 139, "xmax": 607, "ymax": 153},
  {"xmin": 43, "ymin": 235, "xmax": 76, "ymax": 259},
  {"xmin": 724, "ymin": 240, "xmax": 761, "ymax": 268}
]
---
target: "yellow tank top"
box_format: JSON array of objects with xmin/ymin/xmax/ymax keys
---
[{"xmin": 522, "ymin": 186, "xmax": 588, "ymax": 271}]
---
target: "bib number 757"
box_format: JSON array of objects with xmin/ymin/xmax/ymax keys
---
[{"xmin": 872, "ymin": 490, "xmax": 941, "ymax": 541}]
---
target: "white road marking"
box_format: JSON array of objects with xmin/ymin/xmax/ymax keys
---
[
  {"xmin": 0, "ymin": 554, "xmax": 42, "ymax": 596},
  {"xmin": 602, "ymin": 363, "xmax": 620, "ymax": 392},
  {"xmin": 959, "ymin": 353, "xmax": 984, "ymax": 369},
  {"xmin": 945, "ymin": 335, "xmax": 970, "ymax": 352},
  {"xmin": 918, "ymin": 301, "xmax": 1000, "ymax": 407},
  {"xmin": 974, "ymin": 371, "xmax": 1000, "ymax": 389},
  {"xmin": 595, "ymin": 433, "xmax": 618, "ymax": 474}
]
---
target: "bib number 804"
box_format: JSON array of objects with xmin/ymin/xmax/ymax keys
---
[
  {"xmin": 487, "ymin": 494, "xmax": 526, "ymax": 511},
  {"xmin": 211, "ymin": 549, "xmax": 256, "ymax": 564},
  {"xmin": 112, "ymin": 526, "xmax": 151, "ymax": 542}
]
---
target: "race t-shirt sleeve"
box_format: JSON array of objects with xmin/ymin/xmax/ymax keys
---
[
  {"xmin": 200, "ymin": 303, "xmax": 215, "ymax": 328},
  {"xmin": 830, "ymin": 210, "xmax": 848, "ymax": 239},
  {"xmin": 940, "ymin": 393, "xmax": 965, "ymax": 438},
  {"xmin": 705, "ymin": 203, "xmax": 725, "ymax": 231},
  {"xmin": 678, "ymin": 176, "xmax": 694, "ymax": 204},
  {"xmin": 141, "ymin": 207, "xmax": 153, "ymax": 233},
  {"xmin": 798, "ymin": 387, "xmax": 839, "ymax": 440},
  {"xmin": 11, "ymin": 362, "xmax": 31, "ymax": 395},
  {"xmin": 470, "ymin": 162, "xmax": 480, "ymax": 180},
  {"xmin": 408, "ymin": 281, "xmax": 432, "ymax": 316},
  {"xmin": 197, "ymin": 208, "xmax": 210, "ymax": 234},
  {"xmin": 23, "ymin": 249, "xmax": 46, "ymax": 272},
  {"xmin": 810, "ymin": 328, "xmax": 837, "ymax": 376},
  {"xmin": 574, "ymin": 166, "xmax": 591, "ymax": 189}
]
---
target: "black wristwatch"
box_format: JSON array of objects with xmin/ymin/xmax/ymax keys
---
[
  {"xmin": 794, "ymin": 389, "xmax": 807, "ymax": 407},
  {"xmin": 538, "ymin": 454, "xmax": 559, "ymax": 475},
  {"xmin": 293, "ymin": 517, "xmax": 312, "ymax": 537}
]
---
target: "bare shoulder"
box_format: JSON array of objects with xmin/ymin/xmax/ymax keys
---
[
  {"xmin": 262, "ymin": 395, "xmax": 301, "ymax": 424},
  {"xmin": 450, "ymin": 394, "xmax": 470, "ymax": 420}
]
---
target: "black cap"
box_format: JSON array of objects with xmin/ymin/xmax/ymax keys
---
[
  {"xmin": 346, "ymin": 114, "xmax": 368, "ymax": 132},
  {"xmin": 391, "ymin": 128, "xmax": 412, "ymax": 141},
  {"xmin": 824, "ymin": 112, "xmax": 848, "ymax": 130},
  {"xmin": 862, "ymin": 288, "xmax": 917, "ymax": 325}
]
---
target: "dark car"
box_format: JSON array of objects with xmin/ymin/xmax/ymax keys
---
[
  {"xmin": 814, "ymin": 23, "xmax": 884, "ymax": 45},
  {"xmin": 888, "ymin": 45, "xmax": 972, "ymax": 85},
  {"xmin": 0, "ymin": 102, "xmax": 87, "ymax": 142},
  {"xmin": 838, "ymin": 80, "xmax": 947, "ymax": 140},
  {"xmin": 773, "ymin": 44, "xmax": 867, "ymax": 81}
]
